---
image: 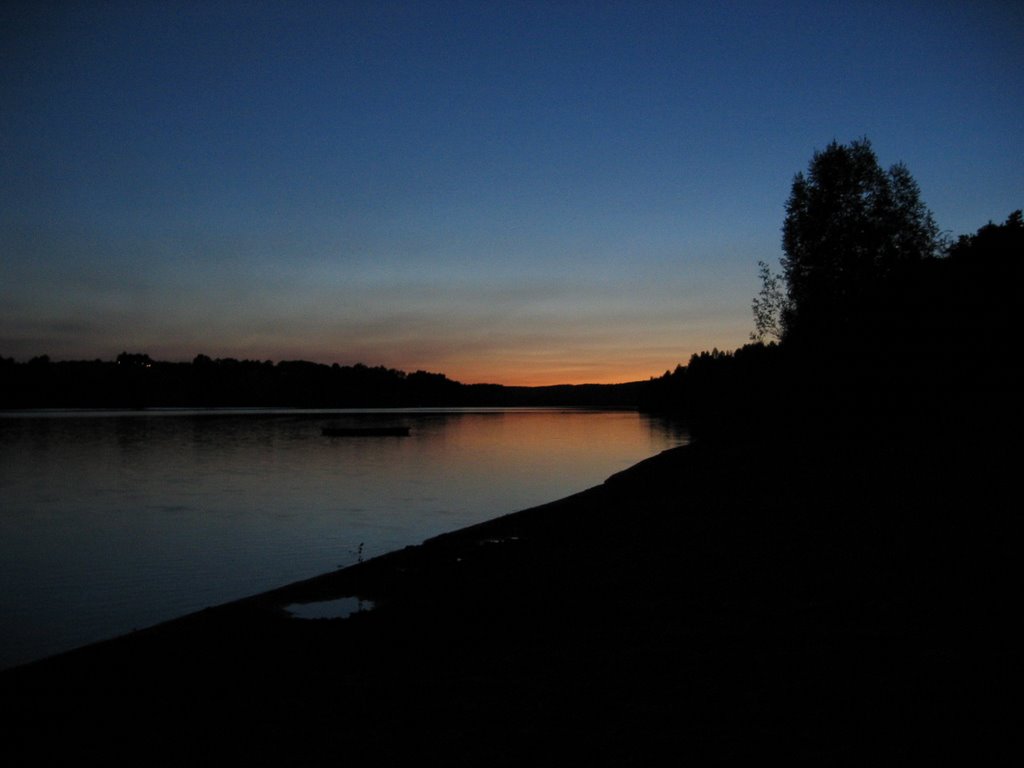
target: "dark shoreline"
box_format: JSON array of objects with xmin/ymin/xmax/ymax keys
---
[{"xmin": 1, "ymin": 427, "xmax": 1012, "ymax": 764}]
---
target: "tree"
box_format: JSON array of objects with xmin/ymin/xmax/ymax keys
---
[
  {"xmin": 769, "ymin": 138, "xmax": 939, "ymax": 342},
  {"xmin": 750, "ymin": 260, "xmax": 789, "ymax": 342},
  {"xmin": 947, "ymin": 209, "xmax": 1023, "ymax": 264}
]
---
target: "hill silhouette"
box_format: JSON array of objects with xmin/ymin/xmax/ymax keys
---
[{"xmin": 0, "ymin": 355, "xmax": 648, "ymax": 409}]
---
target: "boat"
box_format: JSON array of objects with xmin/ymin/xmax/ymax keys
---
[{"xmin": 321, "ymin": 426, "xmax": 411, "ymax": 437}]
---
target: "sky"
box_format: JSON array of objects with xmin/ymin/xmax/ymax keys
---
[{"xmin": 2, "ymin": 1, "xmax": 1021, "ymax": 385}]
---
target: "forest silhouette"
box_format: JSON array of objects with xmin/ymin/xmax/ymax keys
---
[
  {"xmin": 646, "ymin": 141, "xmax": 1021, "ymax": 440},
  {"xmin": 0, "ymin": 354, "xmax": 650, "ymax": 409}
]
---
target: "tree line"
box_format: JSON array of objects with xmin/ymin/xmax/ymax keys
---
[
  {"xmin": 0, "ymin": 354, "xmax": 648, "ymax": 409},
  {"xmin": 647, "ymin": 139, "xmax": 1021, "ymax": 437}
]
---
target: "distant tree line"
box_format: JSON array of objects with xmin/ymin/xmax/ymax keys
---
[{"xmin": 0, "ymin": 354, "xmax": 649, "ymax": 409}]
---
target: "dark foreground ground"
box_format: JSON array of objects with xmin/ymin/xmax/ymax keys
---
[{"xmin": 1, "ymin": 415, "xmax": 1015, "ymax": 765}]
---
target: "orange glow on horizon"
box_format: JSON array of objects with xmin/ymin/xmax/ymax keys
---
[
  {"xmin": 84, "ymin": 331, "xmax": 747, "ymax": 390},
  {"xmin": 433, "ymin": 360, "xmax": 680, "ymax": 388},
  {"xmin": 453, "ymin": 368, "xmax": 657, "ymax": 387}
]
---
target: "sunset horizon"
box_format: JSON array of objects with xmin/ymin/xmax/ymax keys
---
[
  {"xmin": 3, "ymin": 2, "xmax": 1020, "ymax": 392},
  {"xmin": 2, "ymin": 345, "xmax": 687, "ymax": 389}
]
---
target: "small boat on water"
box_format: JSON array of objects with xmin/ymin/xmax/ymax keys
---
[{"xmin": 321, "ymin": 425, "xmax": 411, "ymax": 437}]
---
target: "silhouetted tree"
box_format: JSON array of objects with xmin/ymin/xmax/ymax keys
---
[
  {"xmin": 938, "ymin": 209, "xmax": 1022, "ymax": 360},
  {"xmin": 772, "ymin": 138, "xmax": 939, "ymax": 342},
  {"xmin": 750, "ymin": 260, "xmax": 789, "ymax": 342},
  {"xmin": 947, "ymin": 209, "xmax": 1023, "ymax": 264}
]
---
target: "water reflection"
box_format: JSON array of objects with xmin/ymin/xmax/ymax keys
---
[{"xmin": 0, "ymin": 408, "xmax": 687, "ymax": 668}]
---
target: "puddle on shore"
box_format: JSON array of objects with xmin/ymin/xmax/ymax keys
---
[
  {"xmin": 285, "ymin": 597, "xmax": 374, "ymax": 620},
  {"xmin": 479, "ymin": 536, "xmax": 520, "ymax": 546}
]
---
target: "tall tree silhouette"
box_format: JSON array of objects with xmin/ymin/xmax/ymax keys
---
[{"xmin": 773, "ymin": 138, "xmax": 939, "ymax": 343}]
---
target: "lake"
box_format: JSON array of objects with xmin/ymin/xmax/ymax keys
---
[{"xmin": 0, "ymin": 408, "xmax": 688, "ymax": 669}]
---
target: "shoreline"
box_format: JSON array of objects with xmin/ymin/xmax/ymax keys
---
[
  {"xmin": 1, "ymin": 431, "xmax": 1011, "ymax": 763},
  {"xmin": 3, "ymin": 444, "xmax": 689, "ymax": 673},
  {"xmin": 0, "ymin": 407, "xmax": 682, "ymax": 672}
]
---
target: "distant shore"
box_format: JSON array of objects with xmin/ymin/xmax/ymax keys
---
[
  {"xmin": 0, "ymin": 355, "xmax": 651, "ymax": 410},
  {"xmin": 1, "ymin": 425, "xmax": 1011, "ymax": 764}
]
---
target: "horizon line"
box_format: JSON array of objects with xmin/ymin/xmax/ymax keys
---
[{"xmin": 1, "ymin": 351, "xmax": 673, "ymax": 389}]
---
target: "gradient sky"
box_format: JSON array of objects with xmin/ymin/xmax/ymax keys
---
[{"xmin": 2, "ymin": 1, "xmax": 1021, "ymax": 385}]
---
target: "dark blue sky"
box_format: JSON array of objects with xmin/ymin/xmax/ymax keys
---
[{"xmin": 3, "ymin": 1, "xmax": 1021, "ymax": 384}]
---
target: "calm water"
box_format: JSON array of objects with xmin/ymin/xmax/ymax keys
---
[{"xmin": 0, "ymin": 408, "xmax": 687, "ymax": 669}]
